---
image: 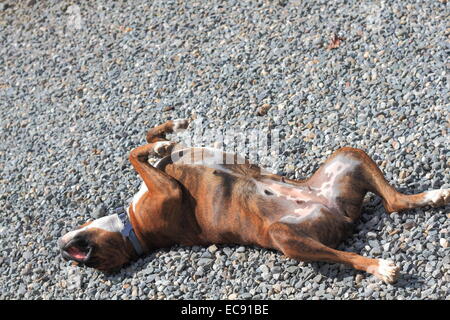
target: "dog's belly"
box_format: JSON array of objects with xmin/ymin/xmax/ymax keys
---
[
  {"xmin": 257, "ymin": 179, "xmax": 341, "ymax": 219},
  {"xmin": 256, "ymin": 180, "xmax": 354, "ymax": 247}
]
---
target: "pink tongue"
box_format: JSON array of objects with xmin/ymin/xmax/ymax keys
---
[{"xmin": 67, "ymin": 246, "xmax": 86, "ymax": 260}]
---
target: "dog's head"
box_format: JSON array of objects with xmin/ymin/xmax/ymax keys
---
[{"xmin": 58, "ymin": 214, "xmax": 137, "ymax": 273}]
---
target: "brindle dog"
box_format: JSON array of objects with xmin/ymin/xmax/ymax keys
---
[{"xmin": 59, "ymin": 119, "xmax": 449, "ymax": 283}]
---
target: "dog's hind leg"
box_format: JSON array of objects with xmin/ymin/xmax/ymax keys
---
[
  {"xmin": 318, "ymin": 147, "xmax": 449, "ymax": 214},
  {"xmin": 268, "ymin": 222, "xmax": 400, "ymax": 284}
]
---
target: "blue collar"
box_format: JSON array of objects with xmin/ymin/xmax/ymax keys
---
[{"xmin": 118, "ymin": 212, "xmax": 144, "ymax": 256}]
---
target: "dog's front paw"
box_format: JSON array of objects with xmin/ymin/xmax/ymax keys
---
[
  {"xmin": 153, "ymin": 141, "xmax": 176, "ymax": 157},
  {"xmin": 172, "ymin": 119, "xmax": 190, "ymax": 133}
]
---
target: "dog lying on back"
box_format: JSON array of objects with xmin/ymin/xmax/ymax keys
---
[{"xmin": 59, "ymin": 119, "xmax": 449, "ymax": 283}]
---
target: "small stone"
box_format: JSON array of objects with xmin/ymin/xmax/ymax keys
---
[
  {"xmin": 18, "ymin": 284, "xmax": 26, "ymax": 296},
  {"xmin": 366, "ymin": 232, "xmax": 377, "ymax": 239},
  {"xmin": 207, "ymin": 245, "xmax": 218, "ymax": 253},
  {"xmin": 67, "ymin": 274, "xmax": 83, "ymax": 290},
  {"xmin": 403, "ymin": 221, "xmax": 416, "ymax": 230},
  {"xmin": 258, "ymin": 265, "xmax": 269, "ymax": 274},
  {"xmin": 147, "ymin": 274, "xmax": 157, "ymax": 282},
  {"xmin": 312, "ymin": 274, "xmax": 322, "ymax": 283},
  {"xmin": 286, "ymin": 266, "xmax": 298, "ymax": 273},
  {"xmin": 272, "ymin": 266, "xmax": 282, "ymax": 274},
  {"xmin": 392, "ymin": 140, "xmax": 400, "ymax": 150},
  {"xmin": 355, "ymin": 274, "xmax": 364, "ymax": 285},
  {"xmin": 261, "ymin": 272, "xmax": 270, "ymax": 280},
  {"xmin": 399, "ymin": 170, "xmax": 408, "ymax": 180},
  {"xmin": 364, "ymin": 287, "xmax": 374, "ymax": 297},
  {"xmin": 236, "ymin": 246, "xmax": 246, "ymax": 253},
  {"xmin": 228, "ymin": 293, "xmax": 238, "ymax": 300},
  {"xmin": 223, "ymin": 248, "xmax": 233, "ymax": 256},
  {"xmin": 22, "ymin": 251, "xmax": 33, "ymax": 261},
  {"xmin": 201, "ymin": 251, "xmax": 212, "ymax": 258},
  {"xmin": 93, "ymin": 205, "xmax": 107, "ymax": 219},
  {"xmin": 194, "ymin": 269, "xmax": 204, "ymax": 277},
  {"xmin": 440, "ymin": 238, "xmax": 449, "ymax": 248},
  {"xmin": 21, "ymin": 264, "xmax": 32, "ymax": 275},
  {"xmin": 241, "ymin": 293, "xmax": 252, "ymax": 299},
  {"xmin": 256, "ymin": 104, "xmax": 271, "ymax": 116},
  {"xmin": 197, "ymin": 258, "xmax": 213, "ymax": 266},
  {"xmin": 372, "ymin": 247, "xmax": 382, "ymax": 256}
]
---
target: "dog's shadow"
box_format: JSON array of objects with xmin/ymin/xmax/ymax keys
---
[
  {"xmin": 317, "ymin": 198, "xmax": 428, "ymax": 290},
  {"xmin": 306, "ymin": 260, "xmax": 426, "ymax": 290},
  {"xmin": 101, "ymin": 251, "xmax": 161, "ymax": 283}
]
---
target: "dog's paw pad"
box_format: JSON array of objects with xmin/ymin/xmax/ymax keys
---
[
  {"xmin": 375, "ymin": 259, "xmax": 399, "ymax": 284},
  {"xmin": 172, "ymin": 119, "xmax": 190, "ymax": 132}
]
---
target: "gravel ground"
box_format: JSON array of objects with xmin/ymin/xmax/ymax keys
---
[{"xmin": 0, "ymin": 0, "xmax": 449, "ymax": 300}]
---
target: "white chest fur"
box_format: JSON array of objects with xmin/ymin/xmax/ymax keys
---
[{"xmin": 132, "ymin": 182, "xmax": 148, "ymax": 212}]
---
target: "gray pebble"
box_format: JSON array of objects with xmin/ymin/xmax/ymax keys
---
[
  {"xmin": 22, "ymin": 251, "xmax": 33, "ymax": 261},
  {"xmin": 93, "ymin": 205, "xmax": 107, "ymax": 219},
  {"xmin": 197, "ymin": 258, "xmax": 213, "ymax": 266}
]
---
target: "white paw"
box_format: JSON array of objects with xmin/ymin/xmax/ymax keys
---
[
  {"xmin": 172, "ymin": 119, "xmax": 190, "ymax": 132},
  {"xmin": 153, "ymin": 141, "xmax": 175, "ymax": 157},
  {"xmin": 422, "ymin": 189, "xmax": 450, "ymax": 207},
  {"xmin": 375, "ymin": 259, "xmax": 399, "ymax": 284}
]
